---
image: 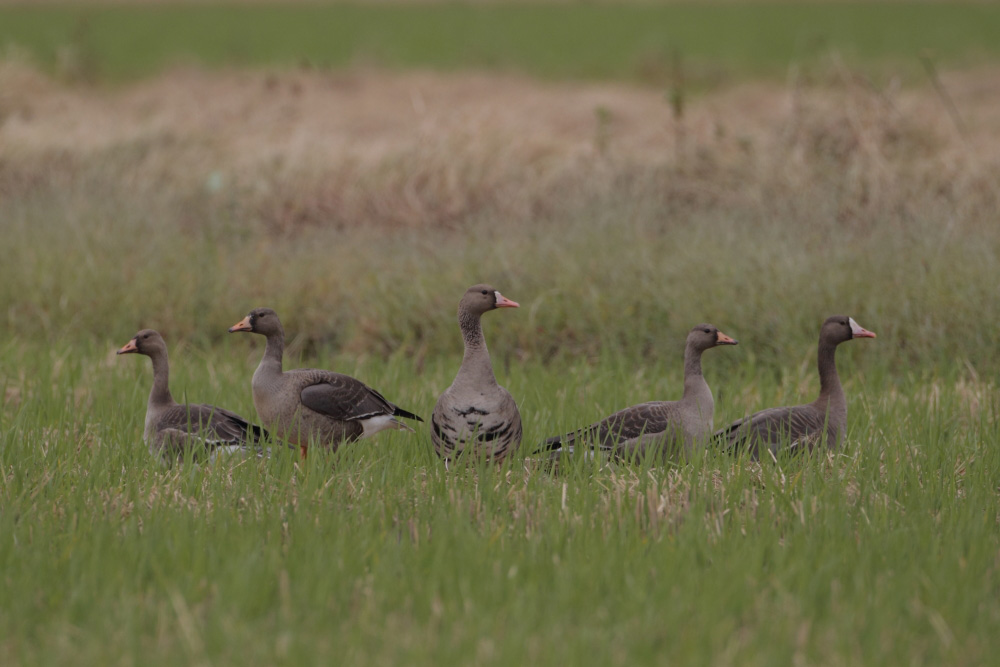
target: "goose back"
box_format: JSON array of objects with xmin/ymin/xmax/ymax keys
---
[
  {"xmin": 714, "ymin": 404, "xmax": 837, "ymax": 460},
  {"xmin": 148, "ymin": 403, "xmax": 271, "ymax": 463}
]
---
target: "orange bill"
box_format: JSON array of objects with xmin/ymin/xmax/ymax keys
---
[
  {"xmin": 116, "ymin": 339, "xmax": 138, "ymax": 355},
  {"xmin": 716, "ymin": 331, "xmax": 738, "ymax": 345},
  {"xmin": 228, "ymin": 315, "xmax": 253, "ymax": 333},
  {"xmin": 849, "ymin": 318, "xmax": 877, "ymax": 339},
  {"xmin": 495, "ymin": 291, "xmax": 519, "ymax": 308}
]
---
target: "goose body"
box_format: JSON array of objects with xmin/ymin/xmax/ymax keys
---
[
  {"xmin": 715, "ymin": 315, "xmax": 876, "ymax": 459},
  {"xmin": 539, "ymin": 324, "xmax": 738, "ymax": 460},
  {"xmin": 229, "ymin": 308, "xmax": 421, "ymax": 454},
  {"xmin": 117, "ymin": 329, "xmax": 270, "ymax": 464},
  {"xmin": 431, "ymin": 285, "xmax": 522, "ymax": 464}
]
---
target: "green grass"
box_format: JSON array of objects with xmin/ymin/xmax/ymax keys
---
[
  {"xmin": 3, "ymin": 153, "xmax": 1000, "ymax": 663},
  {"xmin": 3, "ymin": 158, "xmax": 998, "ymax": 378},
  {"xmin": 1, "ymin": 332, "xmax": 998, "ymax": 665},
  {"xmin": 2, "ymin": 2, "xmax": 1000, "ymax": 83}
]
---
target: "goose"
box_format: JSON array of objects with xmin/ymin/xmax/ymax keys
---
[
  {"xmin": 228, "ymin": 308, "xmax": 421, "ymax": 456},
  {"xmin": 537, "ymin": 324, "xmax": 738, "ymax": 461},
  {"xmin": 117, "ymin": 329, "xmax": 270, "ymax": 464},
  {"xmin": 714, "ymin": 315, "xmax": 876, "ymax": 459},
  {"xmin": 431, "ymin": 284, "xmax": 522, "ymax": 464}
]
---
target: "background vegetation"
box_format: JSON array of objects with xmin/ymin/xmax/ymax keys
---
[
  {"xmin": 2, "ymin": 2, "xmax": 999, "ymax": 665},
  {"xmin": 2, "ymin": 2, "xmax": 1000, "ymax": 84}
]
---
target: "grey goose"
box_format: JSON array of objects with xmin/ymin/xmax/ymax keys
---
[
  {"xmin": 714, "ymin": 315, "xmax": 876, "ymax": 459},
  {"xmin": 431, "ymin": 284, "xmax": 522, "ymax": 464},
  {"xmin": 229, "ymin": 308, "xmax": 421, "ymax": 457},
  {"xmin": 117, "ymin": 329, "xmax": 270, "ymax": 464},
  {"xmin": 538, "ymin": 324, "xmax": 738, "ymax": 461}
]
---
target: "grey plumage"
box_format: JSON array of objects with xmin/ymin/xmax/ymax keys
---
[
  {"xmin": 714, "ymin": 315, "xmax": 876, "ymax": 459},
  {"xmin": 117, "ymin": 329, "xmax": 272, "ymax": 464},
  {"xmin": 229, "ymin": 308, "xmax": 421, "ymax": 455},
  {"xmin": 431, "ymin": 284, "xmax": 522, "ymax": 464},
  {"xmin": 538, "ymin": 324, "xmax": 738, "ymax": 461}
]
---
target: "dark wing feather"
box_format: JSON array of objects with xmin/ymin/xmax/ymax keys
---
[
  {"xmin": 159, "ymin": 404, "xmax": 269, "ymax": 447},
  {"xmin": 539, "ymin": 402, "xmax": 672, "ymax": 453},
  {"xmin": 299, "ymin": 372, "xmax": 421, "ymax": 423},
  {"xmin": 715, "ymin": 405, "xmax": 828, "ymax": 459},
  {"xmin": 365, "ymin": 385, "xmax": 423, "ymax": 422}
]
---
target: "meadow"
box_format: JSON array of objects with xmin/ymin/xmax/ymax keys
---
[
  {"xmin": 2, "ymin": 2, "xmax": 1000, "ymax": 83},
  {"xmin": 3, "ymin": 2, "xmax": 1000, "ymax": 665}
]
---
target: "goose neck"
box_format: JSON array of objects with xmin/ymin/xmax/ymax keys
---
[
  {"xmin": 457, "ymin": 310, "xmax": 497, "ymax": 386},
  {"xmin": 681, "ymin": 343, "xmax": 708, "ymax": 398},
  {"xmin": 816, "ymin": 340, "xmax": 845, "ymax": 412},
  {"xmin": 147, "ymin": 349, "xmax": 174, "ymax": 408},
  {"xmin": 257, "ymin": 330, "xmax": 285, "ymax": 377}
]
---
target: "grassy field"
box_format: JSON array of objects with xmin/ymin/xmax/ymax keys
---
[
  {"xmin": 3, "ymin": 2, "xmax": 1000, "ymax": 664},
  {"xmin": 1, "ymin": 2, "xmax": 1000, "ymax": 83},
  {"xmin": 2, "ymin": 337, "xmax": 998, "ymax": 665}
]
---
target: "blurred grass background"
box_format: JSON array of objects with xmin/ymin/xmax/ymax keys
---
[{"xmin": 3, "ymin": 59, "xmax": 998, "ymax": 375}]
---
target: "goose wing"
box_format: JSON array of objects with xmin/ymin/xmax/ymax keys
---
[
  {"xmin": 157, "ymin": 404, "xmax": 266, "ymax": 445},
  {"xmin": 715, "ymin": 405, "xmax": 827, "ymax": 458},
  {"xmin": 539, "ymin": 402, "xmax": 673, "ymax": 453},
  {"xmin": 299, "ymin": 371, "xmax": 422, "ymax": 423}
]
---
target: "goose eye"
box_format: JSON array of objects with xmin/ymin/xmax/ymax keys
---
[
  {"xmin": 481, "ymin": 290, "xmax": 488, "ymax": 295},
  {"xmin": 704, "ymin": 328, "xmax": 711, "ymax": 334}
]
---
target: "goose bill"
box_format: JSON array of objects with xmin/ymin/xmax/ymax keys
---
[
  {"xmin": 716, "ymin": 331, "xmax": 738, "ymax": 345},
  {"xmin": 848, "ymin": 318, "xmax": 877, "ymax": 338},
  {"xmin": 494, "ymin": 292, "xmax": 519, "ymax": 308},
  {"xmin": 228, "ymin": 315, "xmax": 253, "ymax": 333}
]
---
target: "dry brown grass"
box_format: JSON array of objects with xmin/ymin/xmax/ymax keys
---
[
  {"xmin": 3, "ymin": 60, "xmax": 1000, "ymax": 366},
  {"xmin": 3, "ymin": 61, "xmax": 999, "ymax": 232}
]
